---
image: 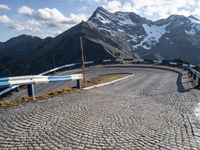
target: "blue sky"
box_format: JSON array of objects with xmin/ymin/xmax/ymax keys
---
[{"xmin": 0, "ymin": 0, "xmax": 200, "ymax": 42}]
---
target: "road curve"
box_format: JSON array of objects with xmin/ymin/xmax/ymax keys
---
[{"xmin": 0, "ymin": 65, "xmax": 200, "ymax": 149}]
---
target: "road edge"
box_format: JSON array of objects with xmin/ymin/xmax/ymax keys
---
[{"xmin": 83, "ymin": 74, "xmax": 134, "ymax": 90}]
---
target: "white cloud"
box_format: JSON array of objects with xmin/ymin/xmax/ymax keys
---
[
  {"xmin": 103, "ymin": 1, "xmax": 133, "ymax": 12},
  {"xmin": 37, "ymin": 8, "xmax": 66, "ymax": 22},
  {"xmin": 18, "ymin": 6, "xmax": 87, "ymax": 29},
  {"xmin": 0, "ymin": 15, "xmax": 42, "ymax": 32},
  {"xmin": 0, "ymin": 15, "xmax": 11, "ymax": 24},
  {"xmin": 103, "ymin": 0, "xmax": 200, "ymax": 20},
  {"xmin": 0, "ymin": 6, "xmax": 88, "ymax": 39},
  {"xmin": 18, "ymin": 6, "xmax": 34, "ymax": 17},
  {"xmin": 0, "ymin": 15, "xmax": 24, "ymax": 31},
  {"xmin": 0, "ymin": 4, "xmax": 10, "ymax": 11}
]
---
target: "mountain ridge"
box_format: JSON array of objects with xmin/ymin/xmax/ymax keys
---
[{"xmin": 88, "ymin": 7, "xmax": 200, "ymax": 63}]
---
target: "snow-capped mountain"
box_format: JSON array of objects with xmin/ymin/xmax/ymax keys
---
[{"xmin": 88, "ymin": 7, "xmax": 200, "ymax": 63}]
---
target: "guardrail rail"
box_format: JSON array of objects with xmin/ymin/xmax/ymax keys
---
[
  {"xmin": 0, "ymin": 74, "xmax": 83, "ymax": 99},
  {"xmin": 1, "ymin": 59, "xmax": 200, "ymax": 99},
  {"xmin": 182, "ymin": 64, "xmax": 200, "ymax": 88}
]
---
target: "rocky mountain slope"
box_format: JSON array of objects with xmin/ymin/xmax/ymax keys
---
[
  {"xmin": 88, "ymin": 7, "xmax": 200, "ymax": 63},
  {"xmin": 0, "ymin": 35, "xmax": 53, "ymax": 76},
  {"xmin": 0, "ymin": 20, "xmax": 132, "ymax": 76}
]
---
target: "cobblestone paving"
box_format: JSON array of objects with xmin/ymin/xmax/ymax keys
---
[{"xmin": 0, "ymin": 66, "xmax": 200, "ymax": 149}]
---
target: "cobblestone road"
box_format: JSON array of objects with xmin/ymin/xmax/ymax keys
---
[{"xmin": 0, "ymin": 65, "xmax": 200, "ymax": 149}]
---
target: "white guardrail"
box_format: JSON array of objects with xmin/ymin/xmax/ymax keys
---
[
  {"xmin": 0, "ymin": 74, "xmax": 83, "ymax": 87},
  {"xmin": 1, "ymin": 59, "xmax": 200, "ymax": 98},
  {"xmin": 188, "ymin": 66, "xmax": 200, "ymax": 78},
  {"xmin": 0, "ymin": 74, "xmax": 83, "ymax": 99},
  {"xmin": 103, "ymin": 59, "xmax": 112, "ymax": 63},
  {"xmin": 0, "ymin": 61, "xmax": 95, "ymax": 98},
  {"xmin": 39, "ymin": 63, "xmax": 77, "ymax": 75},
  {"xmin": 182, "ymin": 64, "xmax": 200, "ymax": 88}
]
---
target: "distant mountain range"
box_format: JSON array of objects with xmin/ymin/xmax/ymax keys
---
[
  {"xmin": 88, "ymin": 7, "xmax": 200, "ymax": 63},
  {"xmin": 0, "ymin": 7, "xmax": 200, "ymax": 77}
]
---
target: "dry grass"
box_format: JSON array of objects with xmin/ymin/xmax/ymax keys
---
[
  {"xmin": 83, "ymin": 74, "xmax": 128, "ymax": 88},
  {"xmin": 190, "ymin": 76, "xmax": 198, "ymax": 87},
  {"xmin": 0, "ymin": 74, "xmax": 129, "ymax": 109}
]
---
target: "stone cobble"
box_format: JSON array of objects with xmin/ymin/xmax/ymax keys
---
[{"xmin": 0, "ymin": 66, "xmax": 200, "ymax": 149}]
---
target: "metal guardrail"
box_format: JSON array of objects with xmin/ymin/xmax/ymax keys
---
[
  {"xmin": 39, "ymin": 63, "xmax": 77, "ymax": 75},
  {"xmin": 0, "ymin": 74, "xmax": 83, "ymax": 87},
  {"xmin": 182, "ymin": 64, "xmax": 200, "ymax": 88},
  {"xmin": 103, "ymin": 59, "xmax": 112, "ymax": 63},
  {"xmin": 188, "ymin": 67, "xmax": 200, "ymax": 78},
  {"xmin": 0, "ymin": 74, "xmax": 83, "ymax": 99},
  {"xmin": 39, "ymin": 61, "xmax": 94, "ymax": 76},
  {"xmin": 0, "ymin": 86, "xmax": 19, "ymax": 96},
  {"xmin": 169, "ymin": 62, "xmax": 178, "ymax": 66},
  {"xmin": 0, "ymin": 61, "xmax": 95, "ymax": 97},
  {"xmin": 1, "ymin": 58, "xmax": 200, "ymax": 99}
]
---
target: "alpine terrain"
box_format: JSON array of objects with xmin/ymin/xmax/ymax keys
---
[
  {"xmin": 88, "ymin": 7, "xmax": 200, "ymax": 63},
  {"xmin": 0, "ymin": 7, "xmax": 200, "ymax": 76}
]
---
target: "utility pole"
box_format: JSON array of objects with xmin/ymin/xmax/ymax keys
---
[{"xmin": 80, "ymin": 36, "xmax": 86, "ymax": 87}]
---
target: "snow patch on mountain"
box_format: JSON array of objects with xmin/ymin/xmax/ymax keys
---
[
  {"xmin": 118, "ymin": 18, "xmax": 136, "ymax": 26},
  {"xmin": 117, "ymin": 29, "xmax": 124, "ymax": 32},
  {"xmin": 96, "ymin": 13, "xmax": 110, "ymax": 24},
  {"xmin": 185, "ymin": 29, "xmax": 196, "ymax": 35},
  {"xmin": 143, "ymin": 24, "xmax": 169, "ymax": 43},
  {"xmin": 134, "ymin": 23, "xmax": 169, "ymax": 49},
  {"xmin": 99, "ymin": 27, "xmax": 116, "ymax": 37},
  {"xmin": 127, "ymin": 34, "xmax": 137, "ymax": 42}
]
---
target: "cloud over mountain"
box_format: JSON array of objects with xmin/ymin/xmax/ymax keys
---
[
  {"xmin": 103, "ymin": 0, "xmax": 200, "ymax": 21},
  {"xmin": 18, "ymin": 6, "xmax": 87, "ymax": 28},
  {"xmin": 0, "ymin": 4, "xmax": 10, "ymax": 11}
]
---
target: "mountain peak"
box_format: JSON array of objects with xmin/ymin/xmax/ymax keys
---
[
  {"xmin": 5, "ymin": 34, "xmax": 40, "ymax": 43},
  {"xmin": 92, "ymin": 6, "xmax": 111, "ymax": 16},
  {"xmin": 96, "ymin": 7, "xmax": 107, "ymax": 12},
  {"xmin": 167, "ymin": 14, "xmax": 188, "ymax": 21},
  {"xmin": 188, "ymin": 15, "xmax": 200, "ymax": 21}
]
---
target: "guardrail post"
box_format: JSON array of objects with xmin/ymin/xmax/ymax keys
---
[
  {"xmin": 197, "ymin": 78, "xmax": 200, "ymax": 89},
  {"xmin": 76, "ymin": 80, "xmax": 81, "ymax": 89},
  {"xmin": 193, "ymin": 74, "xmax": 197, "ymax": 80},
  {"xmin": 15, "ymin": 87, "xmax": 20, "ymax": 92},
  {"xmin": 187, "ymin": 69, "xmax": 190, "ymax": 75},
  {"xmin": 27, "ymin": 84, "xmax": 35, "ymax": 99},
  {"xmin": 189, "ymin": 71, "xmax": 193, "ymax": 77}
]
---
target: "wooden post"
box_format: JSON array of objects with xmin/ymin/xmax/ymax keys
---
[{"xmin": 80, "ymin": 36, "xmax": 86, "ymax": 87}]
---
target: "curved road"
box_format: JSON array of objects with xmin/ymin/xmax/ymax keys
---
[{"xmin": 0, "ymin": 65, "xmax": 200, "ymax": 149}]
